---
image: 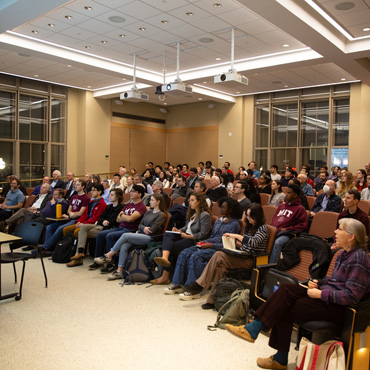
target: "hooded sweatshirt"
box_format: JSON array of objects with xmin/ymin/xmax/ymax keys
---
[{"xmin": 271, "ymin": 198, "xmax": 307, "ymax": 232}]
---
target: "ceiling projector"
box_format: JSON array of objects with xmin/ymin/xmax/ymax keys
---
[
  {"xmin": 120, "ymin": 90, "xmax": 149, "ymax": 102},
  {"xmin": 214, "ymin": 71, "xmax": 248, "ymax": 86},
  {"xmin": 161, "ymin": 81, "xmax": 192, "ymax": 95}
]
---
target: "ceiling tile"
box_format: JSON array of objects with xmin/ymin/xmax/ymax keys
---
[{"xmin": 116, "ymin": 1, "xmax": 162, "ymax": 20}]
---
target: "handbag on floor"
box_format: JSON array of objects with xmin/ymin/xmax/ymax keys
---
[{"xmin": 295, "ymin": 337, "xmax": 345, "ymax": 370}]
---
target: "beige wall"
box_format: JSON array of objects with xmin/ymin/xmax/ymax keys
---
[{"xmin": 349, "ymin": 83, "xmax": 370, "ymax": 172}]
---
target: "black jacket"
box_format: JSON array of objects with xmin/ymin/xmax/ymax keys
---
[{"xmin": 311, "ymin": 193, "xmax": 341, "ymax": 213}]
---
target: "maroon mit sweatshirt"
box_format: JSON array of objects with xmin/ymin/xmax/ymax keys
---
[{"xmin": 271, "ymin": 198, "xmax": 308, "ymax": 233}]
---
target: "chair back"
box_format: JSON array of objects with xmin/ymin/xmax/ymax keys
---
[
  {"xmin": 203, "ymin": 179, "xmax": 211, "ymax": 189},
  {"xmin": 284, "ymin": 249, "xmax": 313, "ymax": 281},
  {"xmin": 24, "ymin": 195, "xmax": 36, "ymax": 209},
  {"xmin": 262, "ymin": 205, "xmax": 277, "ymax": 225},
  {"xmin": 211, "ymin": 202, "xmax": 221, "ymax": 217},
  {"xmin": 163, "ymin": 213, "xmax": 171, "ymax": 232},
  {"xmin": 265, "ymin": 225, "xmax": 277, "ymax": 254},
  {"xmin": 306, "ymin": 196, "xmax": 316, "ymax": 210},
  {"xmin": 162, "ymin": 188, "xmax": 172, "ymax": 196},
  {"xmin": 358, "ymin": 200, "xmax": 370, "ymax": 215},
  {"xmin": 122, "ymin": 193, "xmax": 131, "ymax": 204},
  {"xmin": 26, "ymin": 188, "xmax": 34, "ymax": 196},
  {"xmin": 11, "ymin": 222, "xmax": 44, "ymax": 250},
  {"xmin": 173, "ymin": 196, "xmax": 185, "ymax": 206},
  {"xmin": 308, "ymin": 211, "xmax": 339, "ymax": 239},
  {"xmin": 260, "ymin": 193, "xmax": 270, "ymax": 206}
]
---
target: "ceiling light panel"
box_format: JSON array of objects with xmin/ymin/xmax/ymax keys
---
[
  {"xmin": 45, "ymin": 8, "xmax": 90, "ymax": 25},
  {"xmin": 64, "ymin": 0, "xmax": 108, "ymax": 17},
  {"xmin": 195, "ymin": 0, "xmax": 240, "ymax": 14},
  {"xmin": 58, "ymin": 26, "xmax": 97, "ymax": 41},
  {"xmin": 143, "ymin": 13, "xmax": 186, "ymax": 30},
  {"xmin": 167, "ymin": 4, "xmax": 210, "ymax": 21}
]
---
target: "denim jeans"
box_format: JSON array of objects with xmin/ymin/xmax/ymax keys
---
[
  {"xmin": 94, "ymin": 227, "xmax": 132, "ymax": 257},
  {"xmin": 43, "ymin": 219, "xmax": 74, "ymax": 250},
  {"xmin": 172, "ymin": 246, "xmax": 216, "ymax": 286},
  {"xmin": 269, "ymin": 235, "xmax": 291, "ymax": 263},
  {"xmin": 111, "ymin": 233, "xmax": 152, "ymax": 268}
]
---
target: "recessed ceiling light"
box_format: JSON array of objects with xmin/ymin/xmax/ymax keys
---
[
  {"xmin": 139, "ymin": 27, "xmax": 146, "ymax": 31},
  {"xmin": 161, "ymin": 20, "xmax": 168, "ymax": 24},
  {"xmin": 101, "ymin": 40, "xmax": 107, "ymax": 44},
  {"xmin": 283, "ymin": 44, "xmax": 289, "ymax": 47},
  {"xmin": 109, "ymin": 16, "xmax": 126, "ymax": 23},
  {"xmin": 85, "ymin": 45, "xmax": 90, "ymax": 49},
  {"xmin": 341, "ymin": 78, "xmax": 346, "ymax": 81},
  {"xmin": 164, "ymin": 102, "xmax": 167, "ymax": 105},
  {"xmin": 48, "ymin": 23, "xmax": 55, "ymax": 27},
  {"xmin": 199, "ymin": 37, "xmax": 214, "ymax": 43},
  {"xmin": 198, "ymin": 98, "xmax": 202, "ymax": 100},
  {"xmin": 84, "ymin": 6, "xmax": 93, "ymax": 11},
  {"xmin": 34, "ymin": 74, "xmax": 39, "ymax": 77},
  {"xmin": 363, "ymin": 27, "xmax": 370, "ymax": 32},
  {"xmin": 65, "ymin": 15, "xmax": 73, "ymax": 20},
  {"xmin": 119, "ymin": 34, "xmax": 126, "ymax": 38},
  {"xmin": 87, "ymin": 86, "xmax": 92, "ymax": 88},
  {"xmin": 215, "ymin": 57, "xmax": 221, "ymax": 60},
  {"xmin": 214, "ymin": 3, "xmax": 222, "ymax": 7},
  {"xmin": 186, "ymin": 12, "xmax": 194, "ymax": 16},
  {"xmin": 67, "ymin": 64, "xmax": 72, "ymax": 67},
  {"xmin": 236, "ymin": 91, "xmax": 240, "ymax": 94},
  {"xmin": 335, "ymin": 2, "xmax": 355, "ymax": 11},
  {"xmin": 203, "ymin": 81, "xmax": 207, "ymax": 84},
  {"xmin": 31, "ymin": 30, "xmax": 38, "ymax": 34},
  {"xmin": 284, "ymin": 85, "xmax": 288, "ymax": 88}
]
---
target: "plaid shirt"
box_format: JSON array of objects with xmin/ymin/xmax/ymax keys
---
[{"xmin": 321, "ymin": 248, "xmax": 370, "ymax": 306}]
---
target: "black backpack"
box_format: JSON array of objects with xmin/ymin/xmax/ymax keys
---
[
  {"xmin": 122, "ymin": 249, "xmax": 152, "ymax": 284},
  {"xmin": 52, "ymin": 233, "xmax": 76, "ymax": 263},
  {"xmin": 210, "ymin": 277, "xmax": 244, "ymax": 313}
]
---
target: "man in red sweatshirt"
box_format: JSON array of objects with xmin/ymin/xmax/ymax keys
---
[{"xmin": 269, "ymin": 184, "xmax": 308, "ymax": 263}]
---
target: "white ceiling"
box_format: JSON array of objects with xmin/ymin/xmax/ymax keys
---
[{"xmin": 0, "ymin": 0, "xmax": 369, "ymax": 105}]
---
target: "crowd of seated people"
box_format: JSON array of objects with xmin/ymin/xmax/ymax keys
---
[{"xmin": 1, "ymin": 160, "xmax": 370, "ymax": 370}]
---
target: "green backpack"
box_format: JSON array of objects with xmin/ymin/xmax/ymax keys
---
[{"xmin": 208, "ymin": 288, "xmax": 250, "ymax": 330}]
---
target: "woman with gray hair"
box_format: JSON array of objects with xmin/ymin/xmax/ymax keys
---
[{"xmin": 225, "ymin": 218, "xmax": 370, "ymax": 370}]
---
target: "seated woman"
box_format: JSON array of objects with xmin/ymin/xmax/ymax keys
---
[
  {"xmin": 336, "ymin": 169, "xmax": 356, "ymax": 199},
  {"xmin": 166, "ymin": 197, "xmax": 243, "ymax": 298},
  {"xmin": 187, "ymin": 203, "xmax": 269, "ymax": 308},
  {"xmin": 94, "ymin": 194, "xmax": 167, "ymax": 280},
  {"xmin": 152, "ymin": 192, "xmax": 212, "ymax": 285},
  {"xmin": 268, "ymin": 180, "xmax": 285, "ymax": 207},
  {"xmin": 257, "ymin": 174, "xmax": 272, "ymax": 194},
  {"xmin": 225, "ymin": 218, "xmax": 370, "ymax": 370}
]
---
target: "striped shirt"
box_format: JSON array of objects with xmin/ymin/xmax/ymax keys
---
[{"xmin": 240, "ymin": 224, "xmax": 269, "ymax": 255}]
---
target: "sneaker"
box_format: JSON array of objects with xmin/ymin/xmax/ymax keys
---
[
  {"xmin": 100, "ymin": 263, "xmax": 116, "ymax": 274},
  {"xmin": 179, "ymin": 291, "xmax": 201, "ymax": 301},
  {"xmin": 107, "ymin": 270, "xmax": 123, "ymax": 280},
  {"xmin": 94, "ymin": 254, "xmax": 112, "ymax": 265},
  {"xmin": 202, "ymin": 303, "xmax": 215, "ymax": 310},
  {"xmin": 163, "ymin": 284, "xmax": 184, "ymax": 295},
  {"xmin": 183, "ymin": 281, "xmax": 202, "ymax": 294},
  {"xmin": 88, "ymin": 262, "xmax": 101, "ymax": 270}
]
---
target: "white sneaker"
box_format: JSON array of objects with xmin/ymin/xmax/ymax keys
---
[
  {"xmin": 179, "ymin": 291, "xmax": 201, "ymax": 301},
  {"xmin": 94, "ymin": 254, "xmax": 112, "ymax": 265},
  {"xmin": 107, "ymin": 270, "xmax": 123, "ymax": 280},
  {"xmin": 164, "ymin": 284, "xmax": 184, "ymax": 295}
]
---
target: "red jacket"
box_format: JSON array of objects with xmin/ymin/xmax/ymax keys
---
[
  {"xmin": 76, "ymin": 198, "xmax": 107, "ymax": 224},
  {"xmin": 271, "ymin": 198, "xmax": 308, "ymax": 233}
]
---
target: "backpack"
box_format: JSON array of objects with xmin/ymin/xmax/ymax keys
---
[
  {"xmin": 210, "ymin": 277, "xmax": 244, "ymax": 313},
  {"xmin": 122, "ymin": 249, "xmax": 152, "ymax": 284},
  {"xmin": 52, "ymin": 233, "xmax": 76, "ymax": 263},
  {"xmin": 208, "ymin": 289, "xmax": 250, "ymax": 330},
  {"xmin": 144, "ymin": 242, "xmax": 163, "ymax": 280}
]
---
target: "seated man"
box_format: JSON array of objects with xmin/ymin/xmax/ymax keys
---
[
  {"xmin": 297, "ymin": 174, "xmax": 313, "ymax": 196},
  {"xmin": 280, "ymin": 167, "xmax": 294, "ymax": 187},
  {"xmin": 64, "ymin": 172, "xmax": 74, "ymax": 192},
  {"xmin": 0, "ymin": 177, "xmax": 25, "ymax": 231},
  {"xmin": 314, "ymin": 171, "xmax": 329, "ymax": 193},
  {"xmin": 84, "ymin": 173, "xmax": 94, "ymax": 193},
  {"xmin": 142, "ymin": 180, "xmax": 169, "ymax": 208},
  {"xmin": 134, "ymin": 174, "xmax": 152, "ymax": 195},
  {"xmin": 206, "ymin": 176, "xmax": 228, "ymax": 202},
  {"xmin": 163, "ymin": 198, "xmax": 242, "ymax": 299},
  {"xmin": 50, "ymin": 170, "xmax": 65, "ymax": 190},
  {"xmin": 186, "ymin": 167, "xmax": 200, "ymax": 190},
  {"xmin": 336, "ymin": 189, "xmax": 369, "ymax": 238},
  {"xmin": 62, "ymin": 184, "xmax": 107, "ymax": 267},
  {"xmin": 233, "ymin": 182, "xmax": 251, "ymax": 213},
  {"xmin": 119, "ymin": 166, "xmax": 128, "ymax": 189},
  {"xmin": 32, "ymin": 176, "xmax": 51, "ymax": 195},
  {"xmin": 39, "ymin": 179, "xmax": 89, "ymax": 253},
  {"xmin": 101, "ymin": 180, "xmax": 111, "ymax": 205},
  {"xmin": 5, "ymin": 183, "xmax": 52, "ymax": 230},
  {"xmin": 110, "ymin": 174, "xmax": 124, "ymax": 191},
  {"xmin": 170, "ymin": 176, "xmax": 188, "ymax": 200},
  {"xmin": 310, "ymin": 180, "xmax": 341, "ymax": 217},
  {"xmin": 269, "ymin": 184, "xmax": 308, "ymax": 263},
  {"xmin": 92, "ymin": 184, "xmax": 147, "ymax": 273}
]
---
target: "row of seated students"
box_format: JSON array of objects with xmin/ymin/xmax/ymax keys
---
[{"xmin": 2, "ymin": 170, "xmax": 370, "ymax": 369}]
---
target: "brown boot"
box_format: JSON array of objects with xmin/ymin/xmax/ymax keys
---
[
  {"xmin": 70, "ymin": 252, "xmax": 85, "ymax": 260},
  {"xmin": 66, "ymin": 259, "xmax": 83, "ymax": 267}
]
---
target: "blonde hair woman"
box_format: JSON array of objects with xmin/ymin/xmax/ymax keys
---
[{"xmin": 336, "ymin": 170, "xmax": 356, "ymax": 199}]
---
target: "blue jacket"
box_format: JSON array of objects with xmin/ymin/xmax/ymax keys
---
[
  {"xmin": 311, "ymin": 193, "xmax": 341, "ymax": 213},
  {"xmin": 204, "ymin": 218, "xmax": 241, "ymax": 249}
]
